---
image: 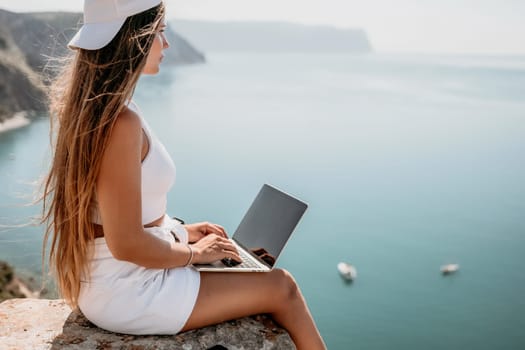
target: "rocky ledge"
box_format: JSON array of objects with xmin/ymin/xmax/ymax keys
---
[
  {"xmin": 0, "ymin": 261, "xmax": 40, "ymax": 302},
  {"xmin": 0, "ymin": 298, "xmax": 295, "ymax": 350}
]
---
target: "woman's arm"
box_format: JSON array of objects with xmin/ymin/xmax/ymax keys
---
[{"xmin": 96, "ymin": 108, "xmax": 239, "ymax": 268}]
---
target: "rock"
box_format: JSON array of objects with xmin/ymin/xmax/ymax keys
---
[
  {"xmin": 0, "ymin": 10, "xmax": 80, "ymax": 74},
  {"xmin": 0, "ymin": 24, "xmax": 46, "ymax": 123},
  {"xmin": 0, "ymin": 261, "xmax": 29, "ymax": 302},
  {"xmin": 0, "ymin": 298, "xmax": 295, "ymax": 349}
]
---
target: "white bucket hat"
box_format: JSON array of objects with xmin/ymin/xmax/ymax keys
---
[{"xmin": 68, "ymin": 0, "xmax": 162, "ymax": 50}]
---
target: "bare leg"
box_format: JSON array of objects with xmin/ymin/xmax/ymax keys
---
[{"xmin": 181, "ymin": 269, "xmax": 326, "ymax": 350}]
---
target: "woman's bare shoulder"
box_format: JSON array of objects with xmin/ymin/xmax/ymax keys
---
[
  {"xmin": 103, "ymin": 106, "xmax": 143, "ymax": 154},
  {"xmin": 112, "ymin": 106, "xmax": 142, "ymax": 134}
]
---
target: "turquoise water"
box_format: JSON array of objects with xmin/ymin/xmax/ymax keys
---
[{"xmin": 1, "ymin": 53, "xmax": 525, "ymax": 349}]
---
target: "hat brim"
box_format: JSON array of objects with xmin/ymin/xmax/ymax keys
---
[{"xmin": 68, "ymin": 18, "xmax": 127, "ymax": 50}]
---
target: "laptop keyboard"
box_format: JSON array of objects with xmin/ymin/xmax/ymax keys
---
[
  {"xmin": 237, "ymin": 248, "xmax": 262, "ymax": 268},
  {"xmin": 221, "ymin": 247, "xmax": 262, "ymax": 269}
]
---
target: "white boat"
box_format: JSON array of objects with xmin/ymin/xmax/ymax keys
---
[
  {"xmin": 440, "ymin": 263, "xmax": 460, "ymax": 275},
  {"xmin": 337, "ymin": 262, "xmax": 357, "ymax": 281}
]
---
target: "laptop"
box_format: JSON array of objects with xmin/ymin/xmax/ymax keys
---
[{"xmin": 194, "ymin": 184, "xmax": 308, "ymax": 272}]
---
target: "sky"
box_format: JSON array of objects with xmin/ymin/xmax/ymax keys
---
[{"xmin": 0, "ymin": 0, "xmax": 524, "ymax": 55}]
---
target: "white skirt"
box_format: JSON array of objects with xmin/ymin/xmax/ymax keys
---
[{"xmin": 78, "ymin": 215, "xmax": 200, "ymax": 335}]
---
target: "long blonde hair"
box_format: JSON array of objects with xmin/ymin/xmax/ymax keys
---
[{"xmin": 41, "ymin": 3, "xmax": 165, "ymax": 308}]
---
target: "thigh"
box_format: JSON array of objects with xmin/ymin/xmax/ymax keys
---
[{"xmin": 181, "ymin": 270, "xmax": 286, "ymax": 332}]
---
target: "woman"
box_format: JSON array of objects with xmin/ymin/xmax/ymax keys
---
[{"xmin": 41, "ymin": 1, "xmax": 326, "ymax": 348}]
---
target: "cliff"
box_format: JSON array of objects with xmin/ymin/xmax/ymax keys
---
[
  {"xmin": 0, "ymin": 8, "xmax": 205, "ymax": 125},
  {"xmin": 0, "ymin": 298, "xmax": 295, "ymax": 349},
  {"xmin": 0, "ymin": 20, "xmax": 46, "ymax": 123},
  {"xmin": 0, "ymin": 10, "xmax": 80, "ymax": 74},
  {"xmin": 0, "ymin": 9, "xmax": 205, "ymax": 73}
]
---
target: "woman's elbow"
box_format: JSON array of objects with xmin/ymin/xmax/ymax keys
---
[
  {"xmin": 110, "ymin": 247, "xmax": 134, "ymax": 262},
  {"xmin": 105, "ymin": 239, "xmax": 138, "ymax": 262}
]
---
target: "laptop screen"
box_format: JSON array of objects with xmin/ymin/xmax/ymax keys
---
[{"xmin": 232, "ymin": 184, "xmax": 308, "ymax": 268}]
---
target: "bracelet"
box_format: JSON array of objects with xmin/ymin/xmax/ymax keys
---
[{"xmin": 184, "ymin": 244, "xmax": 194, "ymax": 267}]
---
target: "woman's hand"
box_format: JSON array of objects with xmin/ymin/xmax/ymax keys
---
[
  {"xmin": 189, "ymin": 234, "xmax": 241, "ymax": 264},
  {"xmin": 184, "ymin": 222, "xmax": 228, "ymax": 243}
]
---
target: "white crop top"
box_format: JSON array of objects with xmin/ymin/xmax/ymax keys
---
[{"xmin": 91, "ymin": 101, "xmax": 176, "ymax": 225}]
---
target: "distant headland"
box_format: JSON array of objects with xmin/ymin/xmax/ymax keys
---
[{"xmin": 170, "ymin": 19, "xmax": 373, "ymax": 53}]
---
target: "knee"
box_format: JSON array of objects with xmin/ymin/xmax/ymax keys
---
[{"xmin": 271, "ymin": 268, "xmax": 301, "ymax": 307}]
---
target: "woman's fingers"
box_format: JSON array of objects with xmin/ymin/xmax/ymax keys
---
[
  {"xmin": 219, "ymin": 241, "xmax": 241, "ymax": 262},
  {"xmin": 191, "ymin": 234, "xmax": 240, "ymax": 264},
  {"xmin": 190, "ymin": 222, "xmax": 228, "ymax": 237},
  {"xmin": 213, "ymin": 237, "xmax": 238, "ymax": 255},
  {"xmin": 185, "ymin": 221, "xmax": 229, "ymax": 243},
  {"xmin": 223, "ymin": 248, "xmax": 242, "ymax": 262},
  {"xmin": 205, "ymin": 222, "xmax": 227, "ymax": 238}
]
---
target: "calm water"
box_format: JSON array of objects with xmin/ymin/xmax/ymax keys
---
[{"xmin": 1, "ymin": 53, "xmax": 525, "ymax": 349}]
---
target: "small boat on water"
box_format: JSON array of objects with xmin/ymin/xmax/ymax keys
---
[
  {"xmin": 337, "ymin": 262, "xmax": 357, "ymax": 281},
  {"xmin": 440, "ymin": 263, "xmax": 460, "ymax": 275}
]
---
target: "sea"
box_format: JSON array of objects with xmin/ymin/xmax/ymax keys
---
[{"xmin": 1, "ymin": 52, "xmax": 524, "ymax": 349}]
